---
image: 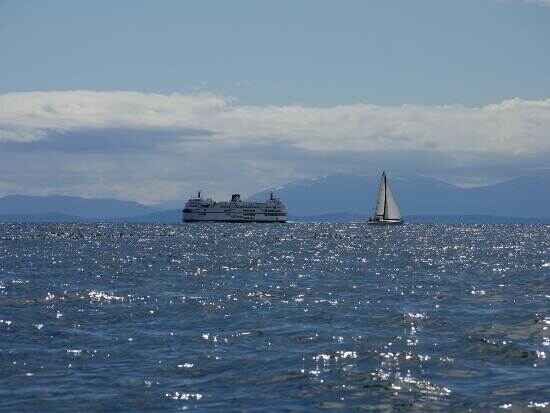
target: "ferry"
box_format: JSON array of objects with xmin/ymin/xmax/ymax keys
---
[{"xmin": 183, "ymin": 192, "xmax": 287, "ymax": 223}]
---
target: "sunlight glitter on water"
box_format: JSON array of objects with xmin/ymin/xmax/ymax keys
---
[{"xmin": 0, "ymin": 223, "xmax": 549, "ymax": 411}]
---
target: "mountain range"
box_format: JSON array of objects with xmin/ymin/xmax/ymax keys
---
[
  {"xmin": 251, "ymin": 173, "xmax": 550, "ymax": 218},
  {"xmin": 1, "ymin": 173, "xmax": 549, "ymax": 223},
  {"xmin": 0, "ymin": 195, "xmax": 156, "ymax": 219}
]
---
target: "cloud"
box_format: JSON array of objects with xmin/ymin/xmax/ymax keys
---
[
  {"xmin": 0, "ymin": 91, "xmax": 223, "ymax": 140},
  {"xmin": 1, "ymin": 91, "xmax": 550, "ymax": 156},
  {"xmin": 498, "ymin": 0, "xmax": 550, "ymax": 6},
  {"xmin": 521, "ymin": 0, "xmax": 550, "ymax": 6},
  {"xmin": 0, "ymin": 127, "xmax": 213, "ymax": 153},
  {"xmin": 1, "ymin": 90, "xmax": 550, "ymax": 202}
]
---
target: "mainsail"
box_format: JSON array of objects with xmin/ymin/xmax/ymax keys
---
[
  {"xmin": 374, "ymin": 174, "xmax": 386, "ymax": 217},
  {"xmin": 373, "ymin": 172, "xmax": 402, "ymax": 222},
  {"xmin": 383, "ymin": 179, "xmax": 401, "ymax": 220}
]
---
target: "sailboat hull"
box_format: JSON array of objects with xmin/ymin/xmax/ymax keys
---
[{"xmin": 367, "ymin": 218, "xmax": 404, "ymax": 225}]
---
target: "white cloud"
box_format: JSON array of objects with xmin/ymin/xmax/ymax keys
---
[
  {"xmin": 1, "ymin": 91, "xmax": 550, "ymax": 156},
  {"xmin": 522, "ymin": 0, "xmax": 550, "ymax": 6},
  {"xmin": 1, "ymin": 90, "xmax": 550, "ymax": 201},
  {"xmin": 498, "ymin": 0, "xmax": 550, "ymax": 6}
]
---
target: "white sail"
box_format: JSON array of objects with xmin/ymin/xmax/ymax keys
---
[
  {"xmin": 383, "ymin": 181, "xmax": 401, "ymax": 220},
  {"xmin": 374, "ymin": 173, "xmax": 386, "ymax": 217},
  {"xmin": 369, "ymin": 172, "xmax": 403, "ymax": 224}
]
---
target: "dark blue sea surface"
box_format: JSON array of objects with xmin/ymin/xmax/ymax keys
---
[{"xmin": 0, "ymin": 223, "xmax": 549, "ymax": 412}]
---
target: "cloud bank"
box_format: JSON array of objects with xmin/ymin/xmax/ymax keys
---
[
  {"xmin": 522, "ymin": 0, "xmax": 550, "ymax": 6},
  {"xmin": 1, "ymin": 91, "xmax": 549, "ymax": 202}
]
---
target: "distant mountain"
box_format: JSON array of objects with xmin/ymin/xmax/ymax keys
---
[
  {"xmin": 464, "ymin": 175, "xmax": 550, "ymax": 217},
  {"xmin": 151, "ymin": 200, "xmax": 185, "ymax": 210},
  {"xmin": 0, "ymin": 195, "xmax": 157, "ymax": 220},
  {"xmin": 0, "ymin": 212, "xmax": 89, "ymax": 223},
  {"xmin": 114, "ymin": 209, "xmax": 181, "ymax": 224},
  {"xmin": 289, "ymin": 212, "xmax": 370, "ymax": 223},
  {"xmin": 0, "ymin": 210, "xmax": 182, "ymax": 224},
  {"xmin": 251, "ymin": 173, "xmax": 550, "ymax": 218}
]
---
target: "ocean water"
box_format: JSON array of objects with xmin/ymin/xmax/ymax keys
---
[{"xmin": 0, "ymin": 223, "xmax": 549, "ymax": 412}]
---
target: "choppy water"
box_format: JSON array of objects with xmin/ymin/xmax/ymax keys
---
[{"xmin": 0, "ymin": 223, "xmax": 549, "ymax": 412}]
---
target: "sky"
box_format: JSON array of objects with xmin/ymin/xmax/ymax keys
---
[{"xmin": 1, "ymin": 0, "xmax": 550, "ymax": 203}]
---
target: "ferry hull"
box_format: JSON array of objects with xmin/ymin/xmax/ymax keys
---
[
  {"xmin": 184, "ymin": 219, "xmax": 287, "ymax": 223},
  {"xmin": 183, "ymin": 211, "xmax": 287, "ymax": 223}
]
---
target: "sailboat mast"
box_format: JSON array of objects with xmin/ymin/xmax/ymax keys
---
[{"xmin": 383, "ymin": 172, "xmax": 388, "ymax": 219}]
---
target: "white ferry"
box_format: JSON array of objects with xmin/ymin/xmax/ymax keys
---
[{"xmin": 182, "ymin": 192, "xmax": 287, "ymax": 223}]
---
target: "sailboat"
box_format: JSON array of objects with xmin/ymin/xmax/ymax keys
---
[{"xmin": 368, "ymin": 172, "xmax": 404, "ymax": 225}]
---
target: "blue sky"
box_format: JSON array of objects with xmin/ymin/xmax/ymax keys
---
[
  {"xmin": 1, "ymin": 0, "xmax": 550, "ymax": 202},
  {"xmin": 3, "ymin": 0, "xmax": 550, "ymax": 105}
]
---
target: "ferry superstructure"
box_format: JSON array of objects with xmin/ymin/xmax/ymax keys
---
[{"xmin": 183, "ymin": 192, "xmax": 287, "ymax": 223}]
